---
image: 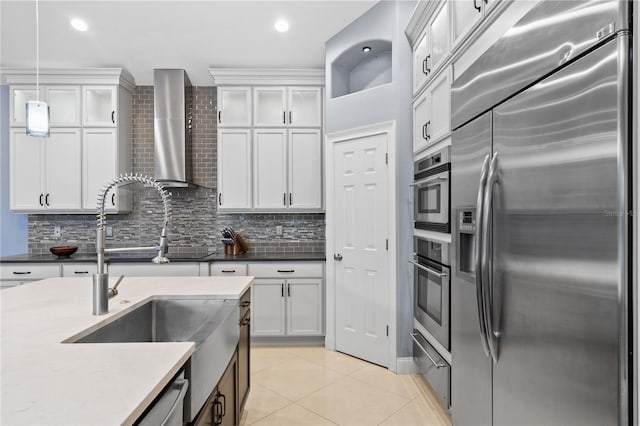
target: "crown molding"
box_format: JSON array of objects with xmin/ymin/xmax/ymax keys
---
[
  {"xmin": 208, "ymin": 68, "xmax": 325, "ymax": 86},
  {"xmin": 0, "ymin": 68, "xmax": 136, "ymax": 92}
]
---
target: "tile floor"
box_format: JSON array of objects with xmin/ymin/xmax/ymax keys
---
[{"xmin": 240, "ymin": 346, "xmax": 451, "ymax": 426}]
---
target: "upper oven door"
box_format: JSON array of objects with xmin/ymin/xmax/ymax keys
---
[{"xmin": 414, "ymin": 169, "xmax": 449, "ymax": 227}]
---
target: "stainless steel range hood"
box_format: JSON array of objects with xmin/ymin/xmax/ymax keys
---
[{"xmin": 153, "ymin": 69, "xmax": 193, "ymax": 187}]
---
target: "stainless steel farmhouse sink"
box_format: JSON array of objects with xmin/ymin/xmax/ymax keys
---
[{"xmin": 73, "ymin": 299, "xmax": 240, "ymax": 422}]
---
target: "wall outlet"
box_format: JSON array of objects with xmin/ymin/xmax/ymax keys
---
[
  {"xmin": 53, "ymin": 226, "xmax": 61, "ymax": 238},
  {"xmin": 276, "ymin": 226, "xmax": 283, "ymax": 236},
  {"xmin": 105, "ymin": 226, "xmax": 114, "ymax": 238}
]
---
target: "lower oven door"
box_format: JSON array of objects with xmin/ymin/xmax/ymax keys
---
[
  {"xmin": 414, "ymin": 171, "xmax": 449, "ymax": 232},
  {"xmin": 412, "ymin": 330, "xmax": 450, "ymax": 408},
  {"xmin": 412, "ymin": 257, "xmax": 450, "ymax": 350}
]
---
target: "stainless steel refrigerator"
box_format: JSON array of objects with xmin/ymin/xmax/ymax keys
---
[{"xmin": 450, "ymin": 1, "xmax": 631, "ymax": 425}]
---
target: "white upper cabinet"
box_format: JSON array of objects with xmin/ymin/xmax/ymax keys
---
[
  {"xmin": 82, "ymin": 128, "xmax": 119, "ymax": 212},
  {"xmin": 427, "ymin": 1, "xmax": 450, "ymax": 77},
  {"xmin": 289, "ymin": 129, "xmax": 322, "ymax": 209},
  {"xmin": 10, "ymin": 128, "xmax": 81, "ymax": 211},
  {"xmin": 45, "ymin": 129, "xmax": 82, "ymax": 210},
  {"xmin": 218, "ymin": 129, "xmax": 252, "ymax": 210},
  {"xmin": 254, "ymin": 87, "xmax": 287, "ymax": 127},
  {"xmin": 82, "ymin": 86, "xmax": 118, "ymax": 127},
  {"xmin": 46, "ymin": 86, "xmax": 81, "ymax": 127},
  {"xmin": 10, "ymin": 86, "xmax": 41, "ymax": 127},
  {"xmin": 217, "ymin": 87, "xmax": 252, "ymax": 127},
  {"xmin": 413, "ymin": 66, "xmax": 451, "ymax": 153},
  {"xmin": 452, "ymin": 0, "xmax": 484, "ymax": 48},
  {"xmin": 413, "ymin": 30, "xmax": 429, "ymax": 95},
  {"xmin": 288, "ymin": 87, "xmax": 322, "ymax": 127},
  {"xmin": 253, "ymin": 129, "xmax": 287, "ymax": 209},
  {"xmin": 254, "ymin": 87, "xmax": 322, "ymax": 127}
]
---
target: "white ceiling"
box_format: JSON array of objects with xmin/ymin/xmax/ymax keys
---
[{"xmin": 0, "ymin": 0, "xmax": 377, "ymax": 86}]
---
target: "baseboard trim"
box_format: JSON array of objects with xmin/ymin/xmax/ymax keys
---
[
  {"xmin": 251, "ymin": 336, "xmax": 325, "ymax": 346},
  {"xmin": 395, "ymin": 357, "xmax": 417, "ymax": 374}
]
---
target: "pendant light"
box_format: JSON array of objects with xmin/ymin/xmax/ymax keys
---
[{"xmin": 26, "ymin": 0, "xmax": 49, "ymax": 137}]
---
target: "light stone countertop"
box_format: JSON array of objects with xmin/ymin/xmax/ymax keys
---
[{"xmin": 0, "ymin": 275, "xmax": 253, "ymax": 426}]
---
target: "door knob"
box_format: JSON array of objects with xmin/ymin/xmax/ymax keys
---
[{"xmin": 334, "ymin": 253, "xmax": 343, "ymax": 261}]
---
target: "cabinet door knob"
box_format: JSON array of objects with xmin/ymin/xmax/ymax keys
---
[
  {"xmin": 283, "ymin": 111, "xmax": 286, "ymax": 124},
  {"xmin": 111, "ymin": 193, "xmax": 116, "ymax": 206},
  {"xmin": 281, "ymin": 283, "xmax": 284, "ymax": 297},
  {"xmin": 287, "ymin": 283, "xmax": 291, "ymax": 297},
  {"xmin": 425, "ymin": 55, "xmax": 431, "ymax": 74},
  {"xmin": 39, "ymin": 193, "xmax": 44, "ymax": 206},
  {"xmin": 289, "ymin": 111, "xmax": 292, "ymax": 124},
  {"xmin": 334, "ymin": 253, "xmax": 343, "ymax": 261},
  {"xmin": 111, "ymin": 111, "xmax": 115, "ymax": 124},
  {"xmin": 473, "ymin": 0, "xmax": 481, "ymax": 12},
  {"xmin": 45, "ymin": 193, "xmax": 50, "ymax": 206},
  {"xmin": 218, "ymin": 110, "xmax": 222, "ymax": 124},
  {"xmin": 219, "ymin": 193, "xmax": 222, "ymax": 206},
  {"xmin": 289, "ymin": 193, "xmax": 292, "ymax": 206}
]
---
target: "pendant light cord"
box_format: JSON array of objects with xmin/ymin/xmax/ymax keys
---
[{"xmin": 35, "ymin": 0, "xmax": 39, "ymax": 96}]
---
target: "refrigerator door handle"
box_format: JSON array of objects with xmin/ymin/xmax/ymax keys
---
[
  {"xmin": 474, "ymin": 154, "xmax": 491, "ymax": 358},
  {"xmin": 481, "ymin": 152, "xmax": 500, "ymax": 363}
]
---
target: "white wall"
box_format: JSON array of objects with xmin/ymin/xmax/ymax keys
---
[{"xmin": 0, "ymin": 85, "xmax": 28, "ymax": 256}]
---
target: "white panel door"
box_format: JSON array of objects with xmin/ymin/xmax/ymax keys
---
[
  {"xmin": 254, "ymin": 87, "xmax": 287, "ymax": 127},
  {"xmin": 333, "ymin": 131, "xmax": 389, "ymax": 367},
  {"xmin": 288, "ymin": 87, "xmax": 322, "ymax": 127},
  {"xmin": 253, "ymin": 129, "xmax": 287, "ymax": 209},
  {"xmin": 82, "ymin": 86, "xmax": 117, "ymax": 127},
  {"xmin": 46, "ymin": 129, "xmax": 82, "ymax": 210},
  {"xmin": 217, "ymin": 87, "xmax": 252, "ymax": 127},
  {"xmin": 251, "ymin": 279, "xmax": 286, "ymax": 336},
  {"xmin": 413, "ymin": 30, "xmax": 429, "ymax": 95},
  {"xmin": 218, "ymin": 129, "xmax": 252, "ymax": 209},
  {"xmin": 286, "ymin": 279, "xmax": 323, "ymax": 336},
  {"xmin": 10, "ymin": 129, "xmax": 44, "ymax": 210},
  {"xmin": 46, "ymin": 86, "xmax": 81, "ymax": 127},
  {"xmin": 82, "ymin": 128, "xmax": 118, "ymax": 211},
  {"xmin": 426, "ymin": 68, "xmax": 451, "ymax": 144},
  {"xmin": 413, "ymin": 91, "xmax": 429, "ymax": 153},
  {"xmin": 288, "ymin": 129, "xmax": 322, "ymax": 209}
]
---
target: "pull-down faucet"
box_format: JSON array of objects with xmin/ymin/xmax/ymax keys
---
[{"xmin": 93, "ymin": 174, "xmax": 172, "ymax": 315}]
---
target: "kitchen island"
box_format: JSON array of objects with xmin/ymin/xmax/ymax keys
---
[{"xmin": 0, "ymin": 275, "xmax": 253, "ymax": 425}]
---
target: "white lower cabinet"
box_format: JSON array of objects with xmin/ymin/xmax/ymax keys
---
[
  {"xmin": 252, "ymin": 279, "xmax": 287, "ymax": 336},
  {"xmin": 107, "ymin": 262, "xmax": 201, "ymax": 277},
  {"xmin": 249, "ymin": 262, "xmax": 324, "ymax": 337},
  {"xmin": 286, "ymin": 279, "xmax": 323, "ymax": 336},
  {"xmin": 0, "ymin": 264, "xmax": 61, "ymax": 289}
]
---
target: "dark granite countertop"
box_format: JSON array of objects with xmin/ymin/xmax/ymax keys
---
[{"xmin": 0, "ymin": 251, "xmax": 326, "ymax": 264}]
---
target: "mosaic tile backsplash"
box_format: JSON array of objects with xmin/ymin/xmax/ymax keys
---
[{"xmin": 27, "ymin": 86, "xmax": 325, "ymax": 255}]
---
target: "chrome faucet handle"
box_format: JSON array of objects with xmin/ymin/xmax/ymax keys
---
[{"xmin": 107, "ymin": 275, "xmax": 125, "ymax": 298}]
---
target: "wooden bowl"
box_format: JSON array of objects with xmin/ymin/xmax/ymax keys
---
[{"xmin": 50, "ymin": 246, "xmax": 78, "ymax": 257}]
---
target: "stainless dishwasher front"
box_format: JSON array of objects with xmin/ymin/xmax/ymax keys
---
[{"xmin": 137, "ymin": 371, "xmax": 189, "ymax": 426}]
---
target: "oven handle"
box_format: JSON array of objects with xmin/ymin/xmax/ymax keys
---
[
  {"xmin": 410, "ymin": 332, "xmax": 447, "ymax": 369},
  {"xmin": 475, "ymin": 154, "xmax": 491, "ymax": 358},
  {"xmin": 409, "ymin": 175, "xmax": 448, "ymax": 187},
  {"xmin": 408, "ymin": 260, "xmax": 448, "ymax": 277}
]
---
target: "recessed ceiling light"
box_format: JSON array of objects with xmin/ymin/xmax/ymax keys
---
[
  {"xmin": 274, "ymin": 18, "xmax": 289, "ymax": 33},
  {"xmin": 70, "ymin": 18, "xmax": 88, "ymax": 32},
  {"xmin": 362, "ymin": 46, "xmax": 371, "ymax": 53}
]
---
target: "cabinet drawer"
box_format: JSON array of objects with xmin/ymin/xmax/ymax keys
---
[
  {"xmin": 412, "ymin": 330, "xmax": 450, "ymax": 408},
  {"xmin": 247, "ymin": 262, "xmax": 323, "ymax": 278},
  {"xmin": 210, "ymin": 263, "xmax": 248, "ymax": 276},
  {"xmin": 0, "ymin": 264, "xmax": 61, "ymax": 280},
  {"xmin": 62, "ymin": 263, "xmax": 95, "ymax": 277},
  {"xmin": 107, "ymin": 263, "xmax": 200, "ymax": 277}
]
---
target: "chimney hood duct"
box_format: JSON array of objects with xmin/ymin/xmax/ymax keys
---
[{"xmin": 153, "ymin": 69, "xmax": 193, "ymax": 187}]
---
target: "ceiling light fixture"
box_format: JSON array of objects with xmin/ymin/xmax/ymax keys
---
[
  {"xmin": 362, "ymin": 46, "xmax": 371, "ymax": 53},
  {"xmin": 274, "ymin": 18, "xmax": 289, "ymax": 33},
  {"xmin": 26, "ymin": 0, "xmax": 49, "ymax": 137},
  {"xmin": 70, "ymin": 18, "xmax": 88, "ymax": 32}
]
